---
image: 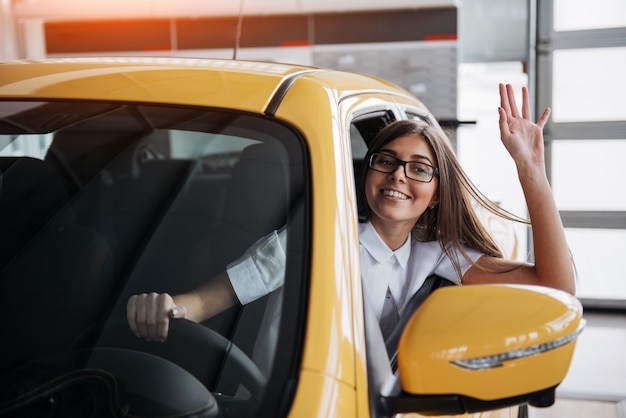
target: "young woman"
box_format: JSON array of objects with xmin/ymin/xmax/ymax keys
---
[{"xmin": 127, "ymin": 84, "xmax": 576, "ymax": 342}]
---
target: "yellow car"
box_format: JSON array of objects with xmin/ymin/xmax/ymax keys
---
[{"xmin": 0, "ymin": 58, "xmax": 583, "ymax": 418}]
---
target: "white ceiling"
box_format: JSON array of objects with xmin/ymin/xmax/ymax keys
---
[{"xmin": 13, "ymin": 0, "xmax": 457, "ymax": 21}]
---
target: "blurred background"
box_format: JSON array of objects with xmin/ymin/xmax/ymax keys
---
[{"xmin": 1, "ymin": 0, "xmax": 625, "ymax": 416}]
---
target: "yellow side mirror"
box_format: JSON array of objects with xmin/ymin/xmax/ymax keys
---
[{"xmin": 395, "ymin": 284, "xmax": 583, "ymax": 413}]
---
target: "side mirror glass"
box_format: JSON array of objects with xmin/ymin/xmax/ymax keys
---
[{"xmin": 384, "ymin": 284, "xmax": 584, "ymax": 416}]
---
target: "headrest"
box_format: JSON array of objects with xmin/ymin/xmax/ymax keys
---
[{"xmin": 222, "ymin": 144, "xmax": 289, "ymax": 238}]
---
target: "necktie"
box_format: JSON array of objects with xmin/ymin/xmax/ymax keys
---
[{"xmin": 380, "ymin": 286, "xmax": 399, "ymax": 341}]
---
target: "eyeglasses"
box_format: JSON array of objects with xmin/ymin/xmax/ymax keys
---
[{"xmin": 368, "ymin": 152, "xmax": 438, "ymax": 183}]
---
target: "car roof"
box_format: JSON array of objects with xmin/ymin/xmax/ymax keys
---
[{"xmin": 0, "ymin": 57, "xmax": 418, "ymax": 115}]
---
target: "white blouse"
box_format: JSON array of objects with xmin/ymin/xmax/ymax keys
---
[{"xmin": 227, "ymin": 222, "xmax": 483, "ymax": 320}]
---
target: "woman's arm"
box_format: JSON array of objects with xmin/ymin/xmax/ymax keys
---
[
  {"xmin": 126, "ymin": 271, "xmax": 238, "ymax": 342},
  {"xmin": 463, "ymin": 84, "xmax": 576, "ymax": 295},
  {"xmin": 127, "ymin": 226, "xmax": 288, "ymax": 341}
]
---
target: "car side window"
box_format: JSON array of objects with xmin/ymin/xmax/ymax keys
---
[
  {"xmin": 349, "ymin": 111, "xmax": 396, "ymax": 220},
  {"xmin": 351, "ymin": 110, "xmax": 395, "ymax": 150},
  {"xmin": 405, "ymin": 110, "xmax": 434, "ymax": 125}
]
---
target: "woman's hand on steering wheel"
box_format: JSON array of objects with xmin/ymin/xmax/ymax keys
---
[{"xmin": 127, "ymin": 292, "xmax": 187, "ymax": 342}]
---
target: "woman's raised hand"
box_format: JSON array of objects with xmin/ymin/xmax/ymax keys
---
[
  {"xmin": 498, "ymin": 83, "xmax": 551, "ymax": 176},
  {"xmin": 127, "ymin": 292, "xmax": 187, "ymax": 342}
]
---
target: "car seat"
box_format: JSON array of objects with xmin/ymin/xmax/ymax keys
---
[
  {"xmin": 187, "ymin": 142, "xmax": 301, "ymax": 400},
  {"xmin": 187, "ymin": 143, "xmax": 290, "ymax": 339}
]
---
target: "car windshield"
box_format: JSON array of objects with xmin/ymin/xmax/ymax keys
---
[{"xmin": 0, "ymin": 101, "xmax": 308, "ymax": 417}]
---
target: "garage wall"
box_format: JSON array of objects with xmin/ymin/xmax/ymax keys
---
[{"xmin": 41, "ymin": 8, "xmax": 459, "ymax": 120}]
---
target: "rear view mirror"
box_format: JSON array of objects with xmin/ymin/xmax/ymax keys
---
[{"xmin": 384, "ymin": 284, "xmax": 584, "ymax": 416}]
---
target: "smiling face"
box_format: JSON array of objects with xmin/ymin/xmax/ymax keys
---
[{"xmin": 364, "ymin": 133, "xmax": 439, "ymax": 236}]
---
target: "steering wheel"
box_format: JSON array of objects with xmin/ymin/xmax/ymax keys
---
[
  {"xmin": 0, "ymin": 347, "xmax": 220, "ymax": 417},
  {"xmin": 95, "ymin": 318, "xmax": 267, "ymax": 409},
  {"xmin": 2, "ymin": 319, "xmax": 266, "ymax": 417}
]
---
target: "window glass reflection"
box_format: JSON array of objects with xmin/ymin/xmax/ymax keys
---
[{"xmin": 0, "ymin": 100, "xmax": 307, "ymax": 417}]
